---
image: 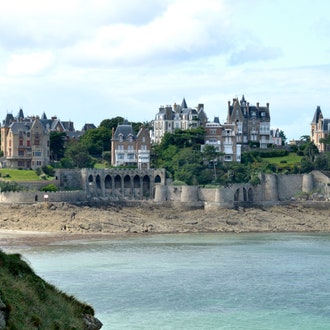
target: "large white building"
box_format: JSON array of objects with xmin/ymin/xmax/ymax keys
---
[{"xmin": 152, "ymin": 98, "xmax": 207, "ymax": 144}]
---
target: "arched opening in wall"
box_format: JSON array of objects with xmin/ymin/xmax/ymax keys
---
[
  {"xmin": 88, "ymin": 175, "xmax": 93, "ymax": 184},
  {"xmin": 133, "ymin": 175, "xmax": 141, "ymax": 199},
  {"xmin": 243, "ymin": 187, "xmax": 247, "ymax": 202},
  {"xmin": 114, "ymin": 175, "xmax": 121, "ymax": 189},
  {"xmin": 143, "ymin": 175, "xmax": 151, "ymax": 199},
  {"xmin": 248, "ymin": 188, "xmax": 254, "ymax": 202},
  {"xmin": 124, "ymin": 175, "xmax": 131, "ymax": 188},
  {"xmin": 124, "ymin": 175, "xmax": 132, "ymax": 198},
  {"xmin": 133, "ymin": 175, "xmax": 140, "ymax": 188},
  {"xmin": 95, "ymin": 175, "xmax": 102, "ymax": 195},
  {"xmin": 105, "ymin": 175, "xmax": 112, "ymax": 194},
  {"xmin": 155, "ymin": 175, "xmax": 161, "ymax": 184},
  {"xmin": 234, "ymin": 188, "xmax": 240, "ymax": 201}
]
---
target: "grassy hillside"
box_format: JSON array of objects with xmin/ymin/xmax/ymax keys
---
[
  {"xmin": 0, "ymin": 169, "xmax": 41, "ymax": 181},
  {"xmin": 0, "ymin": 250, "xmax": 100, "ymax": 329}
]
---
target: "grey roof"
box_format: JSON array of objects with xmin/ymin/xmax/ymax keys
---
[
  {"xmin": 311, "ymin": 106, "xmax": 322, "ymax": 124},
  {"xmin": 113, "ymin": 124, "xmax": 135, "ymax": 140},
  {"xmin": 9, "ymin": 122, "xmax": 32, "ymax": 134},
  {"xmin": 322, "ymin": 118, "xmax": 330, "ymax": 132},
  {"xmin": 2, "ymin": 113, "xmax": 15, "ymax": 127},
  {"xmin": 181, "ymin": 98, "xmax": 188, "ymax": 109}
]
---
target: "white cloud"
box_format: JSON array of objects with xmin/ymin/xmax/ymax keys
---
[{"xmin": 5, "ymin": 52, "xmax": 54, "ymax": 76}]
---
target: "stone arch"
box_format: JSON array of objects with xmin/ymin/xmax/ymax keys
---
[
  {"xmin": 133, "ymin": 175, "xmax": 140, "ymax": 188},
  {"xmin": 95, "ymin": 175, "xmax": 101, "ymax": 190},
  {"xmin": 124, "ymin": 175, "xmax": 131, "ymax": 188},
  {"xmin": 114, "ymin": 175, "xmax": 121, "ymax": 189},
  {"xmin": 155, "ymin": 175, "xmax": 161, "ymax": 184},
  {"xmin": 88, "ymin": 174, "xmax": 93, "ymax": 184},
  {"xmin": 234, "ymin": 188, "xmax": 240, "ymax": 201},
  {"xmin": 105, "ymin": 175, "xmax": 112, "ymax": 189},
  {"xmin": 243, "ymin": 187, "xmax": 247, "ymax": 202},
  {"xmin": 248, "ymin": 188, "xmax": 254, "ymax": 202},
  {"xmin": 143, "ymin": 175, "xmax": 151, "ymax": 198}
]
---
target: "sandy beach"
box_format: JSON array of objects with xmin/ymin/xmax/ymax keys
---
[{"xmin": 0, "ymin": 201, "xmax": 329, "ymax": 247}]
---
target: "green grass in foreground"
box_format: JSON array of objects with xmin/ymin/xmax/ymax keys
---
[{"xmin": 0, "ymin": 250, "xmax": 94, "ymax": 329}]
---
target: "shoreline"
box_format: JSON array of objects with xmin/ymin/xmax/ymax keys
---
[{"xmin": 0, "ymin": 202, "xmax": 330, "ymax": 247}]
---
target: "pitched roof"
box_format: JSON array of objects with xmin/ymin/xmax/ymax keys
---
[
  {"xmin": 311, "ymin": 106, "xmax": 322, "ymax": 124},
  {"xmin": 113, "ymin": 124, "xmax": 135, "ymax": 140}
]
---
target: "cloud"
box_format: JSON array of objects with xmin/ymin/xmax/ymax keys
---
[
  {"xmin": 5, "ymin": 52, "xmax": 55, "ymax": 76},
  {"xmin": 228, "ymin": 44, "xmax": 282, "ymax": 66}
]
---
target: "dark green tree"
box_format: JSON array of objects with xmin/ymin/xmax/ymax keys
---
[
  {"xmin": 279, "ymin": 130, "xmax": 287, "ymax": 145},
  {"xmin": 50, "ymin": 131, "xmax": 66, "ymax": 161}
]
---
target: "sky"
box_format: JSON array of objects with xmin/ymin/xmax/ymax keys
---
[{"xmin": 1, "ymin": 0, "xmax": 330, "ymax": 141}]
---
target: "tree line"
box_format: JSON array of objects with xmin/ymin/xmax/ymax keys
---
[{"xmin": 48, "ymin": 117, "xmax": 330, "ymax": 186}]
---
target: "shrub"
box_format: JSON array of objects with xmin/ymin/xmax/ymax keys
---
[
  {"xmin": 42, "ymin": 165, "xmax": 55, "ymax": 177},
  {"xmin": 40, "ymin": 183, "xmax": 58, "ymax": 192}
]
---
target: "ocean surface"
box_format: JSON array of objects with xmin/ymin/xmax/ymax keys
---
[{"xmin": 4, "ymin": 233, "xmax": 330, "ymax": 330}]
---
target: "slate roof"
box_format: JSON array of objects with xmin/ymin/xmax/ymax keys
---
[
  {"xmin": 311, "ymin": 106, "xmax": 322, "ymax": 124},
  {"xmin": 113, "ymin": 124, "xmax": 135, "ymax": 140}
]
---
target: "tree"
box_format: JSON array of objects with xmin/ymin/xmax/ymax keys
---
[
  {"xmin": 64, "ymin": 140, "xmax": 96, "ymax": 168},
  {"xmin": 50, "ymin": 132, "xmax": 66, "ymax": 161},
  {"xmin": 304, "ymin": 141, "xmax": 319, "ymax": 162},
  {"xmin": 279, "ymin": 130, "xmax": 287, "ymax": 145},
  {"xmin": 99, "ymin": 117, "xmax": 124, "ymax": 131},
  {"xmin": 202, "ymin": 145, "xmax": 223, "ymax": 181}
]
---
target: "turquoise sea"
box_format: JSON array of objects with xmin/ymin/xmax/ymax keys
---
[{"xmin": 4, "ymin": 233, "xmax": 330, "ymax": 330}]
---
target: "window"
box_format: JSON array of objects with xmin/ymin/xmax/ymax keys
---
[
  {"xmin": 117, "ymin": 145, "xmax": 124, "ymax": 150},
  {"xmin": 127, "ymin": 153, "xmax": 135, "ymax": 160},
  {"xmin": 117, "ymin": 154, "xmax": 124, "ymax": 159},
  {"xmin": 27, "ymin": 140, "xmax": 30, "ymax": 146},
  {"xmin": 34, "ymin": 133, "xmax": 40, "ymax": 145},
  {"xmin": 128, "ymin": 145, "xmax": 133, "ymax": 151},
  {"xmin": 18, "ymin": 150, "xmax": 24, "ymax": 156},
  {"xmin": 34, "ymin": 151, "xmax": 42, "ymax": 157}
]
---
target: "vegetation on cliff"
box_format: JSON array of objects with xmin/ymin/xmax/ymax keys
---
[{"xmin": 0, "ymin": 249, "xmax": 101, "ymax": 329}]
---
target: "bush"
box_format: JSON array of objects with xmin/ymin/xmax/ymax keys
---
[
  {"xmin": 42, "ymin": 165, "xmax": 55, "ymax": 177},
  {"xmin": 40, "ymin": 183, "xmax": 58, "ymax": 192}
]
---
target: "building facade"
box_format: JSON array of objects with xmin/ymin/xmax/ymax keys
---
[
  {"xmin": 111, "ymin": 121, "xmax": 151, "ymax": 169},
  {"xmin": 202, "ymin": 118, "xmax": 241, "ymax": 162},
  {"xmin": 311, "ymin": 106, "xmax": 330, "ymax": 152},
  {"xmin": 152, "ymin": 98, "xmax": 207, "ymax": 144},
  {"xmin": 226, "ymin": 95, "xmax": 271, "ymax": 149},
  {"xmin": 1, "ymin": 112, "xmax": 50, "ymax": 169}
]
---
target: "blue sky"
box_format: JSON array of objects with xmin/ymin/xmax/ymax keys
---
[{"xmin": 1, "ymin": 0, "xmax": 330, "ymax": 140}]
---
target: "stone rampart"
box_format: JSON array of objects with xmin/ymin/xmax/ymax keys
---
[{"xmin": 1, "ymin": 171, "xmax": 329, "ymax": 207}]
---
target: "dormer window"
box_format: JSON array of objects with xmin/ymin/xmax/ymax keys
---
[
  {"xmin": 261, "ymin": 112, "xmax": 266, "ymax": 117},
  {"xmin": 128, "ymin": 134, "xmax": 133, "ymax": 142},
  {"xmin": 119, "ymin": 134, "xmax": 123, "ymax": 142}
]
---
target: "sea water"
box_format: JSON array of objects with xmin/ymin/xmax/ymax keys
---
[{"xmin": 5, "ymin": 233, "xmax": 330, "ymax": 330}]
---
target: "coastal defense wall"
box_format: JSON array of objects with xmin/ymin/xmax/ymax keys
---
[
  {"xmin": 311, "ymin": 171, "xmax": 330, "ymax": 200},
  {"xmin": 277, "ymin": 174, "xmax": 303, "ymax": 200},
  {"xmin": 0, "ymin": 191, "xmax": 87, "ymax": 203}
]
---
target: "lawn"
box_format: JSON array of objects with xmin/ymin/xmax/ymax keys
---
[
  {"xmin": 0, "ymin": 169, "xmax": 42, "ymax": 181},
  {"xmin": 262, "ymin": 153, "xmax": 303, "ymax": 165}
]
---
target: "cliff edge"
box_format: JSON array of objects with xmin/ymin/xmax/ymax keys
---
[{"xmin": 0, "ymin": 250, "xmax": 102, "ymax": 330}]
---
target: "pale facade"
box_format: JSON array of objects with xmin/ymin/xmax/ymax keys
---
[
  {"xmin": 1, "ymin": 114, "xmax": 49, "ymax": 169},
  {"xmin": 152, "ymin": 98, "xmax": 207, "ymax": 143},
  {"xmin": 227, "ymin": 95, "xmax": 271, "ymax": 149},
  {"xmin": 311, "ymin": 106, "xmax": 330, "ymax": 152},
  {"xmin": 202, "ymin": 118, "xmax": 241, "ymax": 162},
  {"xmin": 111, "ymin": 121, "xmax": 151, "ymax": 169}
]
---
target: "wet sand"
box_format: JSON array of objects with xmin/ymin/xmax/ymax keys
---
[{"xmin": 0, "ymin": 202, "xmax": 329, "ymax": 247}]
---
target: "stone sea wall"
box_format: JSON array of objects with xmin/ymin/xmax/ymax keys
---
[{"xmin": 0, "ymin": 170, "xmax": 329, "ymax": 207}]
